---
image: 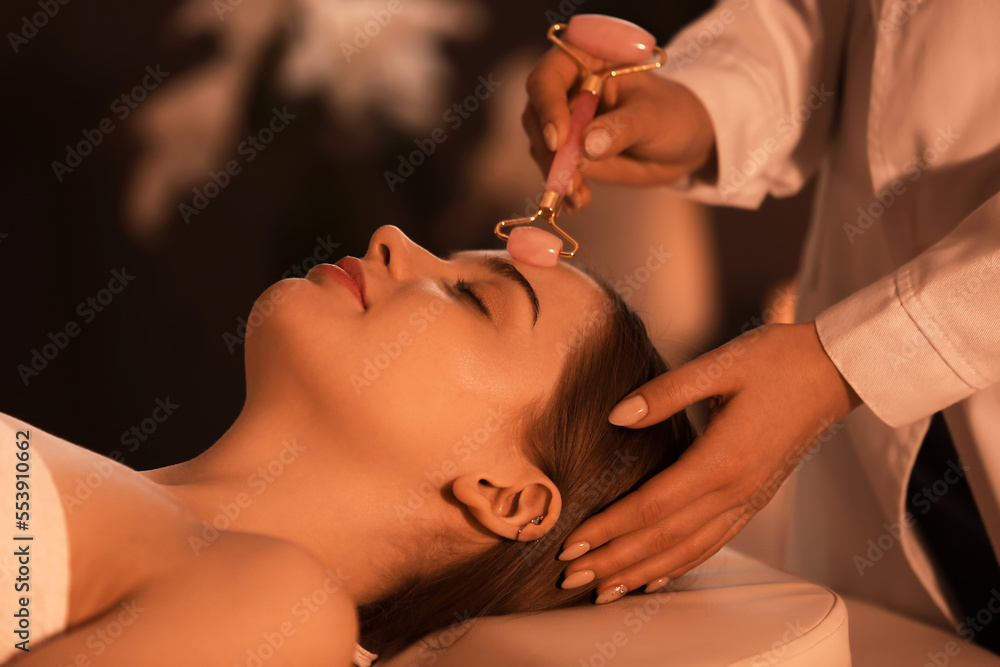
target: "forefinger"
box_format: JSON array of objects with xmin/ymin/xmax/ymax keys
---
[
  {"xmin": 525, "ymin": 47, "xmax": 581, "ymax": 150},
  {"xmin": 559, "ymin": 441, "xmax": 711, "ymax": 559}
]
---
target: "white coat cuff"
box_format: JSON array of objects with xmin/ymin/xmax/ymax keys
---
[
  {"xmin": 815, "ymin": 275, "xmax": 974, "ymax": 428},
  {"xmin": 659, "ymin": 45, "xmax": 781, "ymax": 209}
]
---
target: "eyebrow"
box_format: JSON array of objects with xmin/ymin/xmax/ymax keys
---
[
  {"xmin": 450, "ymin": 252, "xmax": 540, "ymax": 326},
  {"xmin": 485, "ymin": 256, "xmax": 540, "ymax": 326}
]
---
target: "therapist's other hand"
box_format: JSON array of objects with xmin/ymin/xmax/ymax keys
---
[
  {"xmin": 559, "ymin": 322, "xmax": 861, "ymax": 603},
  {"xmin": 522, "ymin": 46, "xmax": 716, "ymax": 209}
]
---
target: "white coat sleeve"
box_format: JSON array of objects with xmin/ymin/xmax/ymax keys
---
[
  {"xmin": 657, "ymin": 0, "xmax": 852, "ymax": 208},
  {"xmin": 815, "ymin": 194, "xmax": 1000, "ymax": 428}
]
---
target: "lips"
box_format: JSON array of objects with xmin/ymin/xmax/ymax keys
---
[
  {"xmin": 335, "ymin": 257, "xmax": 367, "ymax": 308},
  {"xmin": 312, "ymin": 259, "xmax": 366, "ymax": 309}
]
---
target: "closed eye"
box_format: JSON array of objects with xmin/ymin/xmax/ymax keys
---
[
  {"xmin": 455, "ymin": 279, "xmax": 489, "ymax": 317},
  {"xmin": 446, "ymin": 252, "xmax": 538, "ymax": 327}
]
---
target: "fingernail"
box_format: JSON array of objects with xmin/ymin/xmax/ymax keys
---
[
  {"xmin": 568, "ymin": 191, "xmax": 583, "ymax": 209},
  {"xmin": 561, "ymin": 570, "xmax": 596, "ymax": 589},
  {"xmin": 609, "ymin": 395, "xmax": 647, "ymax": 426},
  {"xmin": 558, "ymin": 541, "xmax": 590, "ymax": 561},
  {"xmin": 583, "ymin": 128, "xmax": 611, "ymax": 160},
  {"xmin": 543, "ymin": 123, "xmax": 558, "ymax": 152},
  {"xmin": 595, "ymin": 584, "xmax": 628, "ymax": 605},
  {"xmin": 644, "ymin": 577, "xmax": 670, "ymax": 594}
]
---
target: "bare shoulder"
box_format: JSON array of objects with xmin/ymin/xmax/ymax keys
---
[
  {"xmin": 16, "ymin": 533, "xmax": 357, "ymax": 667},
  {"xmin": 185, "ymin": 532, "xmax": 359, "ymax": 666}
]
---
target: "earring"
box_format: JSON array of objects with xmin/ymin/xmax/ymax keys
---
[{"xmin": 516, "ymin": 515, "xmax": 545, "ymax": 541}]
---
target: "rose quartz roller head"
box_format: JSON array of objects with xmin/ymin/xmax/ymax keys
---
[{"xmin": 495, "ymin": 15, "xmax": 665, "ymax": 268}]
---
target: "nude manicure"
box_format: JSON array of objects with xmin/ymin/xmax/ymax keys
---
[
  {"xmin": 561, "ymin": 570, "xmax": 596, "ymax": 589},
  {"xmin": 644, "ymin": 577, "xmax": 670, "ymax": 594},
  {"xmin": 558, "ymin": 541, "xmax": 591, "ymax": 561},
  {"xmin": 595, "ymin": 584, "xmax": 628, "ymax": 605},
  {"xmin": 583, "ymin": 128, "xmax": 612, "ymax": 160},
  {"xmin": 543, "ymin": 123, "xmax": 559, "ymax": 152},
  {"xmin": 609, "ymin": 395, "xmax": 647, "ymax": 426}
]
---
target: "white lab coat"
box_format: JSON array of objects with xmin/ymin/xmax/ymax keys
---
[{"xmin": 659, "ymin": 0, "xmax": 1000, "ymax": 631}]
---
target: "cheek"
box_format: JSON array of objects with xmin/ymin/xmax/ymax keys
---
[
  {"xmin": 245, "ymin": 285, "xmax": 555, "ymax": 459},
  {"xmin": 352, "ymin": 311, "xmax": 509, "ymax": 412},
  {"xmin": 345, "ymin": 308, "xmax": 540, "ymax": 455}
]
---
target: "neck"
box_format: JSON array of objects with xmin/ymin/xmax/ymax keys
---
[{"xmin": 138, "ymin": 400, "xmax": 439, "ymax": 605}]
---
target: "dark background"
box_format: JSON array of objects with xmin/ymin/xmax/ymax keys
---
[{"xmin": 0, "ymin": 0, "xmax": 811, "ymax": 469}]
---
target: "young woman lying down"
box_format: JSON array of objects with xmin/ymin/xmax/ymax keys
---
[{"xmin": 1, "ymin": 225, "xmax": 690, "ymax": 666}]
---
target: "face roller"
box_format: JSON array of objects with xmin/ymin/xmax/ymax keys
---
[{"xmin": 495, "ymin": 15, "xmax": 666, "ymax": 268}]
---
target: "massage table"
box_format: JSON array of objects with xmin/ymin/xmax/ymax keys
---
[{"xmin": 384, "ymin": 547, "xmax": 1000, "ymax": 666}]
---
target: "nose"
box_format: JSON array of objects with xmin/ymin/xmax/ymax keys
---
[{"xmin": 365, "ymin": 225, "xmax": 441, "ymax": 281}]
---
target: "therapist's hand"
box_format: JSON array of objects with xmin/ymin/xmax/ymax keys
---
[
  {"xmin": 559, "ymin": 322, "xmax": 862, "ymax": 603},
  {"xmin": 522, "ymin": 46, "xmax": 716, "ymax": 209}
]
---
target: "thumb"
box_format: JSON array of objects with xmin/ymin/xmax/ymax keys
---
[
  {"xmin": 609, "ymin": 348, "xmax": 740, "ymax": 428},
  {"xmin": 581, "ymin": 109, "xmax": 644, "ymax": 162}
]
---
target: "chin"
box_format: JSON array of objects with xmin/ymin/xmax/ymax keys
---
[{"xmin": 243, "ymin": 281, "xmax": 362, "ymax": 409}]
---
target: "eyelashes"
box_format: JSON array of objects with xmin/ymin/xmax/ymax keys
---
[{"xmin": 455, "ymin": 279, "xmax": 490, "ymax": 317}]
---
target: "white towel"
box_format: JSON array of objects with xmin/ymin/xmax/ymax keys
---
[{"xmin": 0, "ymin": 413, "xmax": 71, "ymax": 662}]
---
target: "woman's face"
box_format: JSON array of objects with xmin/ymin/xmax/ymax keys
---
[{"xmin": 245, "ymin": 226, "xmax": 605, "ymax": 478}]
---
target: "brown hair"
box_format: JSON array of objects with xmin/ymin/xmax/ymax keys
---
[{"xmin": 358, "ymin": 278, "xmax": 692, "ymax": 660}]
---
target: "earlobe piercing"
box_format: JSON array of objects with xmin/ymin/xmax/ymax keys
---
[{"xmin": 516, "ymin": 515, "xmax": 545, "ymax": 541}]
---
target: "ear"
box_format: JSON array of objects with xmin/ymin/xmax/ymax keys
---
[{"xmin": 452, "ymin": 469, "xmax": 562, "ymax": 542}]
